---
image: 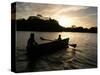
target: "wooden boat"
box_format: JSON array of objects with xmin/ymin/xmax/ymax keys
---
[
  {"xmin": 40, "ymin": 38, "xmax": 69, "ymax": 49},
  {"xmin": 26, "ymin": 38, "xmax": 69, "ymax": 61},
  {"xmin": 34, "ymin": 38, "xmax": 69, "ymax": 55}
]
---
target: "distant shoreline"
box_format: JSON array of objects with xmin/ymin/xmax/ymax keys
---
[
  {"xmin": 16, "ymin": 30, "xmax": 97, "ymax": 33},
  {"xmin": 12, "ymin": 15, "xmax": 97, "ymax": 33}
]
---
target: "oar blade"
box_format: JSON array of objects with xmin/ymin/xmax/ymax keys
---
[{"xmin": 69, "ymin": 44, "xmax": 77, "ymax": 48}]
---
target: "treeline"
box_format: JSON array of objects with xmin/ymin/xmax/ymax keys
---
[
  {"xmin": 64, "ymin": 27, "xmax": 97, "ymax": 33},
  {"xmin": 12, "ymin": 15, "xmax": 97, "ymax": 33}
]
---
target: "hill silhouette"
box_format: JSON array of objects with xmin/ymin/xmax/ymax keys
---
[
  {"xmin": 11, "ymin": 15, "xmax": 97, "ymax": 33},
  {"xmin": 15, "ymin": 15, "xmax": 64, "ymax": 31}
]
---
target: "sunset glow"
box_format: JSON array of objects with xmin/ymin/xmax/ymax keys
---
[
  {"xmin": 14, "ymin": 2, "xmax": 97, "ymax": 28},
  {"xmin": 57, "ymin": 16, "xmax": 73, "ymax": 27}
]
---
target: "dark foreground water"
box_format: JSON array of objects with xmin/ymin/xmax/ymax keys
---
[{"xmin": 16, "ymin": 32, "xmax": 97, "ymax": 72}]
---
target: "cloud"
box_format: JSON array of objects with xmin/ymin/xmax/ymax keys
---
[
  {"xmin": 16, "ymin": 2, "xmax": 91, "ymax": 18},
  {"xmin": 15, "ymin": 2, "xmax": 97, "ymax": 27}
]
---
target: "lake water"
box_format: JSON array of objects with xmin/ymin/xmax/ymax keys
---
[{"xmin": 16, "ymin": 31, "xmax": 97, "ymax": 72}]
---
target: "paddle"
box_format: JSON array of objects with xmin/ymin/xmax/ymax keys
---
[{"xmin": 40, "ymin": 37, "xmax": 77, "ymax": 48}]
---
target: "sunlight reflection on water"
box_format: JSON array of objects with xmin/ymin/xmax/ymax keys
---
[{"xmin": 16, "ymin": 31, "xmax": 97, "ymax": 72}]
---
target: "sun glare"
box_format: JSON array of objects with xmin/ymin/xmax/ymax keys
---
[{"xmin": 57, "ymin": 16, "xmax": 72, "ymax": 27}]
